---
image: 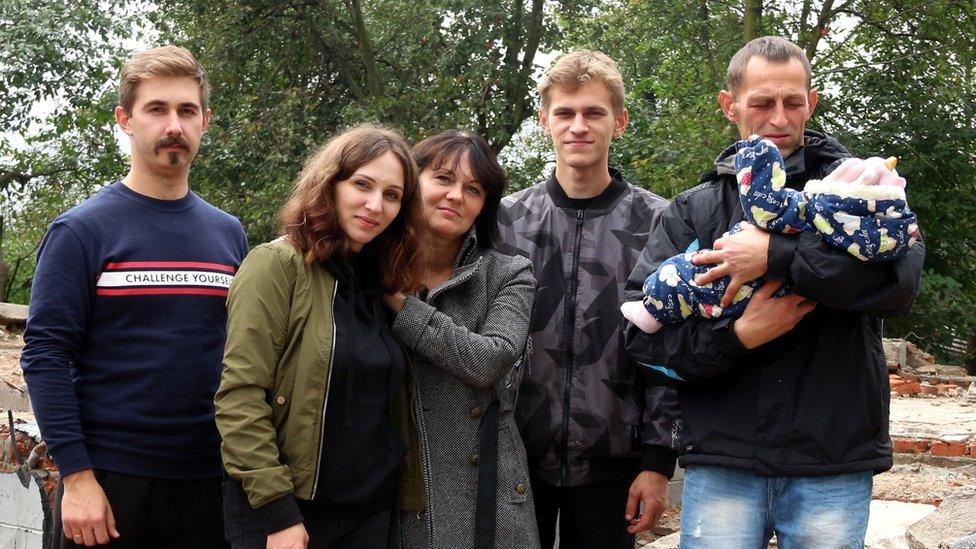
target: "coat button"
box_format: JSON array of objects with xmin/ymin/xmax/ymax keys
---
[
  {"xmin": 276, "ymin": 396, "xmax": 286, "ymax": 405},
  {"xmin": 469, "ymin": 452, "xmax": 480, "ymax": 466},
  {"xmin": 515, "ymin": 483, "xmax": 526, "ymax": 495},
  {"xmin": 470, "ymin": 406, "xmax": 484, "ymax": 419}
]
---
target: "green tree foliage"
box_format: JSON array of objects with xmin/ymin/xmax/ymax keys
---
[
  {"xmin": 150, "ymin": 0, "xmax": 586, "ymax": 243},
  {"xmin": 1, "ymin": 0, "xmax": 134, "ymax": 301},
  {"xmin": 824, "ymin": 1, "xmax": 976, "ymax": 363},
  {"xmin": 3, "ymin": 1, "xmax": 974, "ymax": 366}
]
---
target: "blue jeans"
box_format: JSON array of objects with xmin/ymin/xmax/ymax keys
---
[{"xmin": 680, "ymin": 465, "xmax": 873, "ymax": 549}]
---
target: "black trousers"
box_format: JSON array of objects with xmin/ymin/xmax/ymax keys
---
[
  {"xmin": 531, "ymin": 475, "xmax": 635, "ymax": 549},
  {"xmin": 222, "ymin": 478, "xmax": 390, "ymax": 549},
  {"xmin": 52, "ymin": 469, "xmax": 226, "ymax": 549}
]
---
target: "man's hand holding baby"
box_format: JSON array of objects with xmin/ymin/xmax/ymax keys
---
[{"xmin": 692, "ymin": 223, "xmax": 770, "ymax": 308}]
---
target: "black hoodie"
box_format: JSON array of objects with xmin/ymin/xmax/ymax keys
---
[
  {"xmin": 624, "ymin": 130, "xmax": 926, "ymax": 476},
  {"xmin": 302, "ymin": 255, "xmax": 406, "ymax": 518}
]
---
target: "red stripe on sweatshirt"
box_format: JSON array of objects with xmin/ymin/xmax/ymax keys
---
[
  {"xmin": 96, "ymin": 287, "xmax": 229, "ymax": 297},
  {"xmin": 102, "ymin": 261, "xmax": 237, "ymax": 274}
]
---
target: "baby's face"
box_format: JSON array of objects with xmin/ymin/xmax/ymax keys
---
[{"xmin": 824, "ymin": 157, "xmax": 906, "ymax": 188}]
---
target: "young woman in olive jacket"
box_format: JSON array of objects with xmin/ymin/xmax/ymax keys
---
[
  {"xmin": 216, "ymin": 125, "xmax": 427, "ymax": 549},
  {"xmin": 384, "ymin": 131, "xmax": 541, "ymax": 549}
]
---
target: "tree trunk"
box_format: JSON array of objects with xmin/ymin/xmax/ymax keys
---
[
  {"xmin": 501, "ymin": 0, "xmax": 544, "ymax": 153},
  {"xmin": 699, "ymin": 0, "xmax": 718, "ymax": 83},
  {"xmin": 346, "ymin": 0, "xmax": 381, "ymax": 98},
  {"xmin": 743, "ymin": 0, "xmax": 762, "ymax": 43},
  {"xmin": 0, "ymin": 215, "xmax": 6, "ymax": 302}
]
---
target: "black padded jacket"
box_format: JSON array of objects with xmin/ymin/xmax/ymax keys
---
[{"xmin": 623, "ymin": 131, "xmax": 926, "ymax": 476}]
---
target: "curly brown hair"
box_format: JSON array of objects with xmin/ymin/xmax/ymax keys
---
[{"xmin": 278, "ymin": 125, "xmax": 425, "ymax": 293}]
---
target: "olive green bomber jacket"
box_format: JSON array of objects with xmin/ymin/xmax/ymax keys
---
[{"xmin": 215, "ymin": 238, "xmax": 424, "ymax": 524}]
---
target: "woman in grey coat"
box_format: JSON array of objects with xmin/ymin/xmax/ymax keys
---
[{"xmin": 384, "ymin": 131, "xmax": 541, "ymax": 549}]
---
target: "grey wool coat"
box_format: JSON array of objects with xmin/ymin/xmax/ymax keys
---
[{"xmin": 389, "ymin": 230, "xmax": 541, "ymax": 549}]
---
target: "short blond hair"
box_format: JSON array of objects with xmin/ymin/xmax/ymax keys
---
[
  {"xmin": 538, "ymin": 50, "xmax": 625, "ymax": 113},
  {"xmin": 119, "ymin": 45, "xmax": 210, "ymax": 112}
]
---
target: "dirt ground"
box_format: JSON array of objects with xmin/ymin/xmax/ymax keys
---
[
  {"xmin": 874, "ymin": 461, "xmax": 976, "ymax": 505},
  {"xmin": 0, "ymin": 327, "xmax": 24, "ymax": 389}
]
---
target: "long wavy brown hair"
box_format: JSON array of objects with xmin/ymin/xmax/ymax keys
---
[{"xmin": 278, "ymin": 125, "xmax": 425, "ymax": 293}]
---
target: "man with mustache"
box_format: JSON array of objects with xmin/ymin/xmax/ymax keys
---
[{"xmin": 21, "ymin": 46, "xmax": 247, "ymax": 548}]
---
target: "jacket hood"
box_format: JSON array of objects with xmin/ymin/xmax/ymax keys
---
[{"xmin": 712, "ymin": 129, "xmax": 851, "ymax": 177}]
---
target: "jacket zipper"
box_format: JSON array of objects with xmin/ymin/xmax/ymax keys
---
[
  {"xmin": 561, "ymin": 209, "xmax": 585, "ymax": 482},
  {"xmin": 310, "ymin": 282, "xmax": 339, "ymax": 499},
  {"xmin": 412, "ymin": 372, "xmax": 436, "ymax": 545}
]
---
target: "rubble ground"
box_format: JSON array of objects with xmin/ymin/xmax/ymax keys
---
[{"xmin": 0, "ymin": 327, "xmax": 24, "ymax": 388}]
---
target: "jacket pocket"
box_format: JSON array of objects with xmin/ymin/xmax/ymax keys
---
[{"xmin": 498, "ymin": 417, "xmax": 532, "ymax": 504}]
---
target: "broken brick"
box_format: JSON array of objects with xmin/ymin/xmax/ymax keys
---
[
  {"xmin": 931, "ymin": 441, "xmax": 967, "ymax": 457},
  {"xmin": 894, "ymin": 382, "xmax": 921, "ymax": 395},
  {"xmin": 921, "ymin": 383, "xmax": 938, "ymax": 395},
  {"xmin": 892, "ymin": 438, "xmax": 929, "ymax": 454}
]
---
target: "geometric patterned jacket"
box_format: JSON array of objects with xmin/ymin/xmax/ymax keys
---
[{"xmin": 498, "ymin": 169, "xmax": 679, "ymax": 487}]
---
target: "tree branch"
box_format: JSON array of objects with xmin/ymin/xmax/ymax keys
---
[
  {"xmin": 0, "ymin": 168, "xmax": 72, "ymax": 193},
  {"xmin": 804, "ymin": 0, "xmax": 836, "ymax": 62},
  {"xmin": 344, "ymin": 0, "xmax": 382, "ymax": 98},
  {"xmin": 815, "ymin": 45, "xmax": 943, "ymax": 77},
  {"xmin": 502, "ymin": 0, "xmax": 545, "ymax": 151}
]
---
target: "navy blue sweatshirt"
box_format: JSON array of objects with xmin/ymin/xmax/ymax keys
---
[{"xmin": 21, "ymin": 181, "xmax": 248, "ymax": 479}]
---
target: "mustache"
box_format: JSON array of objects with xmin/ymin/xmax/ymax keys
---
[{"xmin": 154, "ymin": 136, "xmax": 190, "ymax": 153}]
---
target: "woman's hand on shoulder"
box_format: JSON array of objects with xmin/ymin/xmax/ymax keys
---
[
  {"xmin": 266, "ymin": 523, "xmax": 308, "ymax": 549},
  {"xmin": 383, "ymin": 291, "xmax": 407, "ymax": 312}
]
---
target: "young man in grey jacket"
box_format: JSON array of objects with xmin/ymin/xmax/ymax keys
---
[{"xmin": 497, "ymin": 50, "xmax": 678, "ymax": 549}]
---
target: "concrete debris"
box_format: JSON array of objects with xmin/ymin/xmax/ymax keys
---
[
  {"xmin": 889, "ymin": 394, "xmax": 976, "ymax": 459},
  {"xmin": 938, "ymin": 365, "xmax": 971, "ymax": 377},
  {"xmin": 0, "ymin": 302, "xmax": 28, "ymax": 328},
  {"xmin": 885, "ymin": 338, "xmax": 909, "ymax": 371},
  {"xmin": 1, "ymin": 415, "xmax": 57, "ymax": 549},
  {"xmin": 885, "ymin": 338, "xmax": 974, "ymax": 382},
  {"xmin": 643, "ymin": 532, "xmax": 680, "ymax": 548},
  {"xmin": 906, "ymin": 488, "xmax": 976, "ymax": 549},
  {"xmin": 946, "ymin": 533, "xmax": 976, "ymax": 549},
  {"xmin": 874, "ymin": 462, "xmax": 976, "ymax": 506},
  {"xmin": 865, "ymin": 500, "xmax": 937, "ymax": 549},
  {"xmin": 0, "ymin": 472, "xmax": 47, "ymax": 548}
]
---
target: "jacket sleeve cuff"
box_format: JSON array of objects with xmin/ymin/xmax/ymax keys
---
[
  {"xmin": 640, "ymin": 445, "xmax": 678, "ymax": 479},
  {"xmin": 50, "ymin": 440, "xmax": 92, "ymax": 478},
  {"xmin": 713, "ymin": 317, "xmax": 750, "ymax": 358},
  {"xmin": 766, "ymin": 233, "xmax": 796, "ymax": 280},
  {"xmin": 391, "ymin": 295, "xmax": 437, "ymax": 348},
  {"xmin": 255, "ymin": 493, "xmax": 304, "ymax": 535}
]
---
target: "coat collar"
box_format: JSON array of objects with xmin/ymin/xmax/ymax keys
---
[
  {"xmin": 545, "ymin": 167, "xmax": 628, "ymax": 210},
  {"xmin": 427, "ymin": 227, "xmax": 483, "ymax": 303}
]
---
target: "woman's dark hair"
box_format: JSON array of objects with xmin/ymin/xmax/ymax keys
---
[
  {"xmin": 412, "ymin": 131, "xmax": 506, "ymax": 247},
  {"xmin": 278, "ymin": 124, "xmax": 425, "ymax": 293}
]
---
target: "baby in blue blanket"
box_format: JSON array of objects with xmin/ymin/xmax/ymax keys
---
[{"xmin": 621, "ymin": 135, "xmax": 921, "ymax": 334}]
